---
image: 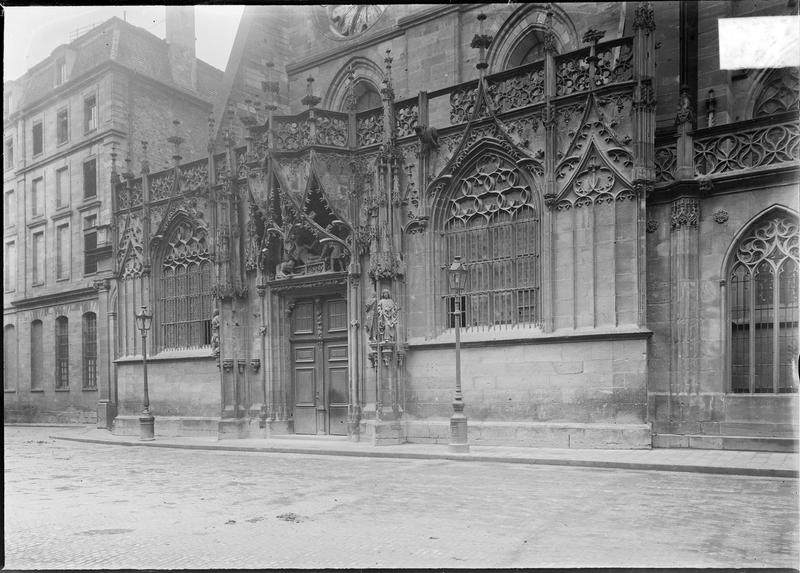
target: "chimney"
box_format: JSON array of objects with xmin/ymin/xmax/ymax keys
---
[{"xmin": 165, "ymin": 6, "xmax": 197, "ymax": 91}]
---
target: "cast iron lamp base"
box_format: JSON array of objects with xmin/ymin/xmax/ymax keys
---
[
  {"xmin": 139, "ymin": 412, "xmax": 155, "ymax": 441},
  {"xmin": 448, "ymin": 398, "xmax": 469, "ymax": 453}
]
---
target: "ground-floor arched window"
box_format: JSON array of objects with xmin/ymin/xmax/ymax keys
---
[{"xmin": 729, "ymin": 212, "xmax": 799, "ymax": 393}]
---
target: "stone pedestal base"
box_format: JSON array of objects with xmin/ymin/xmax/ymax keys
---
[
  {"xmin": 139, "ymin": 415, "xmax": 155, "ymax": 441},
  {"xmin": 362, "ymin": 419, "xmax": 407, "ymax": 446},
  {"xmin": 97, "ymin": 400, "xmax": 116, "ymax": 430}
]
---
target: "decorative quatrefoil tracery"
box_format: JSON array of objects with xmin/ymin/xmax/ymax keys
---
[
  {"xmin": 734, "ymin": 215, "xmax": 799, "ymax": 270},
  {"xmin": 446, "ymin": 154, "xmax": 534, "ymax": 227}
]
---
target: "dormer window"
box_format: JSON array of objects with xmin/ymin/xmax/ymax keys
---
[{"xmin": 55, "ymin": 58, "xmax": 67, "ymax": 86}]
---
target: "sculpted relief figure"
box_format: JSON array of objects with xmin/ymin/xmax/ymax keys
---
[
  {"xmin": 376, "ymin": 288, "xmax": 398, "ymax": 342},
  {"xmin": 210, "ymin": 309, "xmax": 221, "ymax": 356},
  {"xmin": 364, "ymin": 289, "xmax": 377, "ymax": 342}
]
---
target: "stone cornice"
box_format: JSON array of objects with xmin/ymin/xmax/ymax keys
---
[
  {"xmin": 408, "ymin": 328, "xmax": 653, "ymax": 350},
  {"xmin": 10, "ymin": 285, "xmax": 97, "ymax": 309}
]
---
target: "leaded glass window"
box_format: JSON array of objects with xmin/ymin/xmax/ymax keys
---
[
  {"xmin": 55, "ymin": 316, "xmax": 69, "ymax": 390},
  {"xmin": 159, "ymin": 221, "xmax": 213, "ymax": 350},
  {"xmin": 441, "ymin": 153, "xmax": 540, "ymax": 330},
  {"xmin": 729, "ymin": 213, "xmax": 799, "ymax": 393},
  {"xmin": 82, "ymin": 312, "xmax": 97, "ymax": 390}
]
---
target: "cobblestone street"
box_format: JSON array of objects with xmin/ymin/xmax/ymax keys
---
[{"xmin": 4, "ymin": 426, "xmax": 798, "ymax": 569}]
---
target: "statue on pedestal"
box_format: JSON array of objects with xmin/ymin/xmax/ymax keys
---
[
  {"xmin": 376, "ymin": 288, "xmax": 398, "ymax": 342},
  {"xmin": 210, "ymin": 309, "xmax": 221, "ymax": 357}
]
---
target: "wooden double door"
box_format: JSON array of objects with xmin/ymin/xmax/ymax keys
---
[{"xmin": 291, "ymin": 295, "xmax": 349, "ymax": 435}]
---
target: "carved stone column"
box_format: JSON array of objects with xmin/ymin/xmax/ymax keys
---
[
  {"xmin": 94, "ymin": 279, "xmax": 116, "ymax": 429},
  {"xmin": 668, "ymin": 194, "xmax": 701, "ymax": 429}
]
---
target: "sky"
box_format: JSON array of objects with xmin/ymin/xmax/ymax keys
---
[{"xmin": 3, "ymin": 5, "xmax": 245, "ymax": 82}]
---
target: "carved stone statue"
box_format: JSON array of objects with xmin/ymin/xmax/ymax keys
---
[
  {"xmin": 376, "ymin": 288, "xmax": 398, "ymax": 342},
  {"xmin": 321, "ymin": 241, "xmax": 348, "ymax": 272},
  {"xmin": 210, "ymin": 309, "xmax": 221, "ymax": 356},
  {"xmin": 364, "ymin": 290, "xmax": 377, "ymax": 341},
  {"xmin": 414, "ymin": 124, "xmax": 439, "ymax": 154}
]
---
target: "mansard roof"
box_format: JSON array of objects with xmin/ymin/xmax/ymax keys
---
[{"xmin": 14, "ymin": 16, "xmax": 223, "ymax": 112}]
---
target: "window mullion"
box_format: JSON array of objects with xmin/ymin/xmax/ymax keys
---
[
  {"xmin": 773, "ymin": 262, "xmax": 780, "ymax": 392},
  {"xmin": 749, "ymin": 265, "xmax": 756, "ymax": 394}
]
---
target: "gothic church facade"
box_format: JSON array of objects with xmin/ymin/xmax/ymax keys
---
[{"xmin": 78, "ymin": 3, "xmax": 800, "ymax": 450}]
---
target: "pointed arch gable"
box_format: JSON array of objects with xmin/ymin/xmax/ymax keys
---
[
  {"xmin": 430, "ymin": 139, "xmax": 541, "ymax": 231},
  {"xmin": 747, "ymin": 67, "xmax": 800, "ymax": 119},
  {"xmin": 427, "ymin": 79, "xmax": 544, "ymax": 203},
  {"xmin": 554, "ymin": 139, "xmax": 634, "ymax": 207},
  {"xmin": 323, "ymin": 56, "xmax": 385, "ymax": 111},
  {"xmin": 721, "ymin": 204, "xmax": 800, "ymax": 279},
  {"xmin": 488, "ymin": 3, "xmax": 579, "ymax": 72}
]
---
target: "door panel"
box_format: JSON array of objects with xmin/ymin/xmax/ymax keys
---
[
  {"xmin": 292, "ymin": 297, "xmax": 348, "ymax": 435},
  {"xmin": 293, "ymin": 344, "xmax": 318, "ymax": 435},
  {"xmin": 327, "ymin": 342, "xmax": 349, "ymax": 435}
]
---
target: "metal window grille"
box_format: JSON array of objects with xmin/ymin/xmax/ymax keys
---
[
  {"xmin": 441, "ymin": 154, "xmax": 540, "ymax": 330},
  {"xmin": 729, "ymin": 214, "xmax": 799, "ymax": 394},
  {"xmin": 159, "ymin": 222, "xmax": 213, "ymax": 350},
  {"xmin": 82, "ymin": 313, "xmax": 97, "ymax": 389},
  {"xmin": 32, "ymin": 122, "xmax": 43, "ymax": 155},
  {"xmin": 55, "ymin": 316, "xmax": 69, "ymax": 389},
  {"xmin": 57, "ymin": 109, "xmax": 68, "ymax": 144},
  {"xmin": 83, "ymin": 159, "xmax": 96, "ymax": 198},
  {"xmin": 4, "ymin": 325, "xmax": 16, "ymax": 390},
  {"xmin": 84, "ymin": 96, "xmax": 97, "ymax": 132},
  {"xmin": 30, "ymin": 320, "xmax": 43, "ymax": 390},
  {"xmin": 32, "ymin": 231, "xmax": 44, "ymax": 284},
  {"xmin": 31, "ymin": 178, "xmax": 42, "ymax": 217}
]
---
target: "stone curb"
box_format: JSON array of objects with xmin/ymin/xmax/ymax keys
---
[{"xmin": 49, "ymin": 435, "xmax": 799, "ymax": 479}]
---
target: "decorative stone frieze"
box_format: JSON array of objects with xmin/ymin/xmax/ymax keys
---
[{"xmin": 670, "ymin": 198, "xmax": 699, "ymax": 230}]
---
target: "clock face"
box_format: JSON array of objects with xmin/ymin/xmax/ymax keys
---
[{"xmin": 327, "ymin": 5, "xmax": 386, "ymax": 38}]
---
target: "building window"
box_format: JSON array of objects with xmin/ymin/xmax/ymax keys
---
[
  {"xmin": 30, "ymin": 320, "xmax": 43, "ymax": 391},
  {"xmin": 32, "ymin": 230, "xmax": 45, "ymax": 285},
  {"xmin": 159, "ymin": 221, "xmax": 213, "ymax": 350},
  {"xmin": 4, "ymin": 189, "xmax": 14, "ymax": 227},
  {"xmin": 31, "ymin": 177, "xmax": 43, "ymax": 217},
  {"xmin": 55, "ymin": 316, "xmax": 69, "ymax": 390},
  {"xmin": 84, "ymin": 231, "xmax": 97, "ymax": 275},
  {"xmin": 32, "ymin": 120, "xmax": 43, "ymax": 156},
  {"xmin": 4, "ymin": 138, "xmax": 13, "ymax": 170},
  {"xmin": 56, "ymin": 167, "xmax": 69, "ymax": 208},
  {"xmin": 84, "ymin": 94, "xmax": 97, "ymax": 132},
  {"xmin": 82, "ymin": 312, "xmax": 97, "ymax": 390},
  {"xmin": 83, "ymin": 158, "xmax": 96, "ymax": 199},
  {"xmin": 506, "ymin": 29, "xmax": 546, "ymax": 68},
  {"xmin": 729, "ymin": 212, "xmax": 799, "ymax": 393},
  {"xmin": 354, "ymin": 81, "xmax": 381, "ymax": 112},
  {"xmin": 57, "ymin": 108, "xmax": 69, "ymax": 145},
  {"xmin": 4, "ymin": 241, "xmax": 16, "ymax": 292},
  {"xmin": 439, "ymin": 153, "xmax": 540, "ymax": 329},
  {"xmin": 55, "ymin": 58, "xmax": 67, "ymax": 86},
  {"xmin": 4, "ymin": 325, "xmax": 16, "ymax": 391},
  {"xmin": 56, "ymin": 224, "xmax": 70, "ymax": 280},
  {"xmin": 753, "ymin": 67, "xmax": 800, "ymax": 117}
]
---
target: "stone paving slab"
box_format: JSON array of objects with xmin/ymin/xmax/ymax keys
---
[{"xmin": 41, "ymin": 425, "xmax": 800, "ymax": 478}]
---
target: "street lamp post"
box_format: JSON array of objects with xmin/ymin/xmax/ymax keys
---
[
  {"xmin": 135, "ymin": 306, "xmax": 154, "ymax": 441},
  {"xmin": 447, "ymin": 256, "xmax": 469, "ymax": 453}
]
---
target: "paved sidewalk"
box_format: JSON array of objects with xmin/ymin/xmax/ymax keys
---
[{"xmin": 40, "ymin": 425, "xmax": 799, "ymax": 478}]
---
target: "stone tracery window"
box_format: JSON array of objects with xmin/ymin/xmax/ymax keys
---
[
  {"xmin": 753, "ymin": 67, "xmax": 800, "ymax": 118},
  {"xmin": 440, "ymin": 154, "xmax": 540, "ymax": 330},
  {"xmin": 158, "ymin": 221, "xmax": 213, "ymax": 350},
  {"xmin": 729, "ymin": 212, "xmax": 799, "ymax": 393}
]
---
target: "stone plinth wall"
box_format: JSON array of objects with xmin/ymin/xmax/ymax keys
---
[
  {"xmin": 115, "ymin": 353, "xmax": 220, "ymax": 419},
  {"xmin": 404, "ymin": 335, "xmax": 649, "ymax": 428}
]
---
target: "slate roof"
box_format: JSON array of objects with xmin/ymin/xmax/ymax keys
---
[{"xmin": 14, "ymin": 16, "xmax": 223, "ymax": 112}]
